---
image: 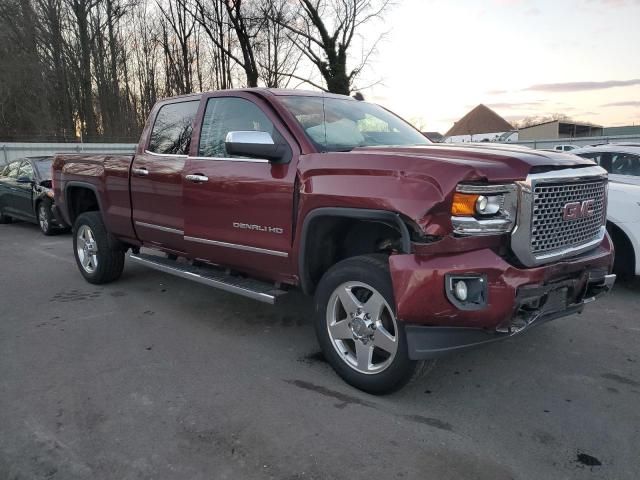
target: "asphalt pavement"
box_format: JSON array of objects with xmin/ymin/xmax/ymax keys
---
[{"xmin": 1, "ymin": 221, "xmax": 639, "ymax": 480}]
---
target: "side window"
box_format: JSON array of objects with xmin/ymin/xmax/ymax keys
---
[
  {"xmin": 198, "ymin": 97, "xmax": 274, "ymax": 158},
  {"xmin": 4, "ymin": 161, "xmax": 21, "ymax": 178},
  {"xmin": 148, "ymin": 101, "xmax": 199, "ymax": 155},
  {"xmin": 611, "ymin": 153, "xmax": 640, "ymax": 177},
  {"xmin": 18, "ymin": 161, "xmax": 34, "ymax": 180}
]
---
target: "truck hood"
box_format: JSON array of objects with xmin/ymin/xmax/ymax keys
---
[
  {"xmin": 298, "ymin": 143, "xmax": 599, "ymax": 237},
  {"xmin": 351, "ymin": 143, "xmax": 596, "ymax": 182}
]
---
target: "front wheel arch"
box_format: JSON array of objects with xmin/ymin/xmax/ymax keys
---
[{"xmin": 298, "ymin": 208, "xmax": 414, "ymax": 295}]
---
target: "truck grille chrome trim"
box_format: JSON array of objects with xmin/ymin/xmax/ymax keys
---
[
  {"xmin": 184, "ymin": 236, "xmax": 288, "ymax": 257},
  {"xmin": 511, "ymin": 166, "xmax": 608, "ymax": 267}
]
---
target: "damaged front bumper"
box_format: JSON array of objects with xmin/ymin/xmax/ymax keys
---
[
  {"xmin": 405, "ymin": 272, "xmax": 615, "ymax": 359},
  {"xmin": 389, "ymin": 236, "xmax": 616, "ymax": 360}
]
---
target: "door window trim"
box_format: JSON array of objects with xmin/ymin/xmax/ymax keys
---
[
  {"xmin": 194, "ymin": 95, "xmax": 286, "ymax": 164},
  {"xmin": 146, "ymin": 99, "xmax": 200, "ymax": 155},
  {"xmin": 144, "ymin": 150, "xmax": 188, "ymax": 159}
]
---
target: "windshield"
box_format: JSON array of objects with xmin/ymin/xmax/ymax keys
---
[{"xmin": 280, "ymin": 96, "xmax": 431, "ymax": 152}]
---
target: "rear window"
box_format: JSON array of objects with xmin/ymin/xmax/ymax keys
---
[{"xmin": 148, "ymin": 101, "xmax": 199, "ymax": 155}]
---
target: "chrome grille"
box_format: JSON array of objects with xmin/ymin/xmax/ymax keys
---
[{"xmin": 531, "ymin": 180, "xmax": 606, "ymax": 254}]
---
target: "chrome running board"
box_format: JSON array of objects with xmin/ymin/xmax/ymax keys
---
[{"xmin": 129, "ymin": 253, "xmax": 287, "ymax": 304}]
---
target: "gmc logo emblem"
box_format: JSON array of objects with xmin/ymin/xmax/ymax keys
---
[{"xmin": 562, "ymin": 200, "xmax": 595, "ymax": 221}]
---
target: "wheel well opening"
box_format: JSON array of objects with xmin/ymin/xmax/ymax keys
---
[
  {"xmin": 607, "ymin": 221, "xmax": 635, "ymax": 277},
  {"xmin": 302, "ymin": 216, "xmax": 406, "ymax": 294},
  {"xmin": 67, "ymin": 187, "xmax": 99, "ymax": 224}
]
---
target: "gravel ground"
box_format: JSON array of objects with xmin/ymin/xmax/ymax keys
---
[{"xmin": 1, "ymin": 221, "xmax": 639, "ymax": 480}]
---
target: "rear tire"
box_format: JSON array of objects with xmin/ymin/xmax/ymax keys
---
[
  {"xmin": 314, "ymin": 254, "xmax": 426, "ymax": 394},
  {"xmin": 0, "ymin": 209, "xmax": 12, "ymax": 224},
  {"xmin": 73, "ymin": 211, "xmax": 125, "ymax": 284}
]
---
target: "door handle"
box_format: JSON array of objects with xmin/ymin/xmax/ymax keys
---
[
  {"xmin": 185, "ymin": 174, "xmax": 209, "ymax": 183},
  {"xmin": 132, "ymin": 167, "xmax": 149, "ymax": 177}
]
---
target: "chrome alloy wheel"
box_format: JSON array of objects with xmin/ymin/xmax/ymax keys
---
[
  {"xmin": 326, "ymin": 281, "xmax": 399, "ymax": 375},
  {"xmin": 76, "ymin": 224, "xmax": 99, "ymax": 274},
  {"xmin": 38, "ymin": 204, "xmax": 49, "ymax": 232}
]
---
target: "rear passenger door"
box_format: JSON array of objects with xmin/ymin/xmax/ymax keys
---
[
  {"xmin": 0, "ymin": 161, "xmax": 22, "ymax": 217},
  {"xmin": 130, "ymin": 99, "xmax": 200, "ymax": 253}
]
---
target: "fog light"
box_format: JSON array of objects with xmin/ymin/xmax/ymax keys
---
[
  {"xmin": 445, "ymin": 274, "xmax": 488, "ymax": 311},
  {"xmin": 454, "ymin": 280, "xmax": 468, "ymax": 301}
]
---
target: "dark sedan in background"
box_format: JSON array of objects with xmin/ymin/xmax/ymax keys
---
[{"xmin": 0, "ymin": 156, "xmax": 65, "ymax": 235}]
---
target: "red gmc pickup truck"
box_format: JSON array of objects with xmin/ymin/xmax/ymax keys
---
[{"xmin": 53, "ymin": 88, "xmax": 615, "ymax": 393}]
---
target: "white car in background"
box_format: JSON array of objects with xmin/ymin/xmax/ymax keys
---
[
  {"xmin": 572, "ymin": 144, "xmax": 640, "ymax": 277},
  {"xmin": 554, "ymin": 144, "xmax": 579, "ymax": 152}
]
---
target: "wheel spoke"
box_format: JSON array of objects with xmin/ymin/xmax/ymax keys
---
[
  {"xmin": 337, "ymin": 285, "xmax": 361, "ymax": 315},
  {"xmin": 355, "ymin": 341, "xmax": 373, "ymax": 371},
  {"xmin": 373, "ymin": 325, "xmax": 397, "ymax": 354},
  {"xmin": 329, "ymin": 319, "xmax": 352, "ymax": 340},
  {"xmin": 364, "ymin": 291, "xmax": 386, "ymax": 321},
  {"xmin": 82, "ymin": 255, "xmax": 91, "ymax": 268}
]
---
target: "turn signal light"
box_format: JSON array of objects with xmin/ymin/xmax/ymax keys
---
[{"xmin": 451, "ymin": 193, "xmax": 480, "ymax": 216}]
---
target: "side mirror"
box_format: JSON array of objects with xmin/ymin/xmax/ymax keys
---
[
  {"xmin": 225, "ymin": 131, "xmax": 286, "ymax": 162},
  {"xmin": 17, "ymin": 176, "xmax": 33, "ymax": 184}
]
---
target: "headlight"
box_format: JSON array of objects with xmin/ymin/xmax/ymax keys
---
[{"xmin": 451, "ymin": 184, "xmax": 518, "ymax": 235}]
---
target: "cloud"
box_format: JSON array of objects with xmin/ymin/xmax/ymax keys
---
[
  {"xmin": 601, "ymin": 101, "xmax": 640, "ymax": 107},
  {"xmin": 487, "ymin": 89, "xmax": 508, "ymax": 95},
  {"xmin": 595, "ymin": 0, "xmax": 640, "ymax": 5},
  {"xmin": 484, "ymin": 102, "xmax": 542, "ymax": 110},
  {"xmin": 524, "ymin": 79, "xmax": 640, "ymax": 92}
]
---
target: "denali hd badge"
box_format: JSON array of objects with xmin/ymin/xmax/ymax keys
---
[
  {"xmin": 233, "ymin": 222, "xmax": 284, "ymax": 234},
  {"xmin": 562, "ymin": 199, "xmax": 595, "ymax": 221}
]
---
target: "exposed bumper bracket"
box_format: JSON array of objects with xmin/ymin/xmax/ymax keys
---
[{"xmin": 406, "ymin": 271, "xmax": 616, "ymax": 360}]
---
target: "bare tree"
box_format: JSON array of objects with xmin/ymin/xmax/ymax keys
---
[
  {"xmin": 274, "ymin": 0, "xmax": 391, "ymax": 94},
  {"xmin": 193, "ymin": 0, "xmax": 262, "ymax": 88},
  {"xmin": 157, "ymin": 0, "xmax": 196, "ymax": 95},
  {"xmin": 255, "ymin": 0, "xmax": 303, "ymax": 88},
  {"xmin": 0, "ymin": 0, "xmax": 393, "ymax": 142},
  {"xmin": 513, "ymin": 113, "xmax": 571, "ymax": 129}
]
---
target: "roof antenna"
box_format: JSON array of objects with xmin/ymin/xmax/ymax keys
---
[{"xmin": 352, "ymin": 92, "xmax": 365, "ymax": 101}]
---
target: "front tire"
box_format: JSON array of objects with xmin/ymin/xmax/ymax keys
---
[
  {"xmin": 37, "ymin": 202, "xmax": 55, "ymax": 235},
  {"xmin": 314, "ymin": 254, "xmax": 424, "ymax": 394},
  {"xmin": 73, "ymin": 211, "xmax": 125, "ymax": 284}
]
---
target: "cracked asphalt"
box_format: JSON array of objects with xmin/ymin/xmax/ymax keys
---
[{"xmin": 1, "ymin": 221, "xmax": 639, "ymax": 479}]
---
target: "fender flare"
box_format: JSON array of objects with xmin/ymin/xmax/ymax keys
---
[
  {"xmin": 298, "ymin": 207, "xmax": 412, "ymax": 294},
  {"xmin": 64, "ymin": 181, "xmax": 104, "ymax": 224}
]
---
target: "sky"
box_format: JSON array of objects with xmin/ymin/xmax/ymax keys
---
[{"xmin": 355, "ymin": 0, "xmax": 640, "ymax": 133}]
